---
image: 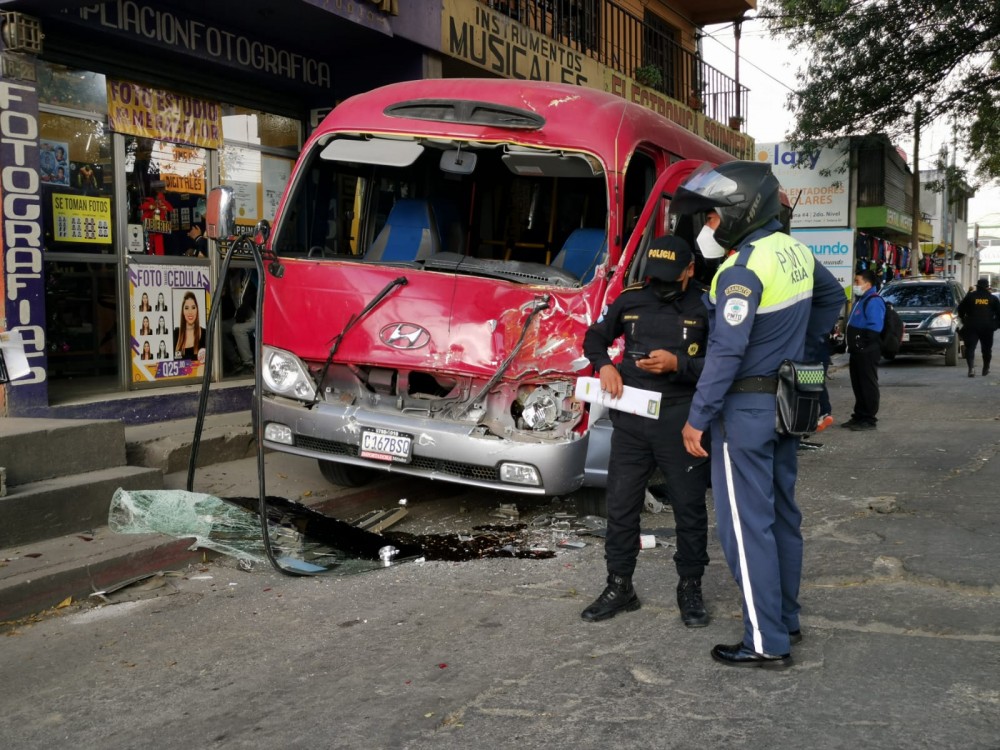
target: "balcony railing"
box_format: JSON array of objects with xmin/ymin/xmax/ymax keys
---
[{"xmin": 480, "ymin": 0, "xmax": 749, "ymax": 128}]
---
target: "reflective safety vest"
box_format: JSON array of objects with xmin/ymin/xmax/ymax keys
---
[{"xmin": 709, "ymin": 232, "xmax": 816, "ymax": 313}]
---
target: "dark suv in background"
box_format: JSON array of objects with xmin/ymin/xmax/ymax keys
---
[{"xmin": 879, "ymin": 277, "xmax": 966, "ymax": 365}]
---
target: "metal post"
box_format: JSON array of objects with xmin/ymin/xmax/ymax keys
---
[
  {"xmin": 941, "ymin": 145, "xmax": 949, "ymax": 278},
  {"xmin": 910, "ymin": 101, "xmax": 921, "ymax": 275},
  {"xmin": 733, "ymin": 16, "xmax": 743, "ymax": 121}
]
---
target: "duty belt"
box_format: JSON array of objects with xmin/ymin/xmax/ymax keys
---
[{"xmin": 727, "ymin": 376, "xmax": 778, "ymax": 394}]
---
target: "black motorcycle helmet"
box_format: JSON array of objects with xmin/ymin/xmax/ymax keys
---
[{"xmin": 670, "ymin": 161, "xmax": 781, "ymax": 249}]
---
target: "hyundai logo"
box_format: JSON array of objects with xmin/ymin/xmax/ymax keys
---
[{"xmin": 379, "ymin": 323, "xmax": 431, "ymax": 350}]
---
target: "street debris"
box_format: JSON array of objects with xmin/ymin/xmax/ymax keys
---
[
  {"xmin": 490, "ymin": 503, "xmax": 520, "ymax": 521},
  {"xmin": 352, "ymin": 507, "xmax": 408, "ymax": 533},
  {"xmin": 108, "ymin": 487, "xmax": 679, "ymax": 573}
]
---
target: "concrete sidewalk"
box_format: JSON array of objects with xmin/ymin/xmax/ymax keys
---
[{"xmin": 0, "ymin": 411, "xmax": 256, "ymax": 622}]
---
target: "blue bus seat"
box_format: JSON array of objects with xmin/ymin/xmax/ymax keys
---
[
  {"xmin": 551, "ymin": 228, "xmax": 607, "ymax": 283},
  {"xmin": 367, "ymin": 199, "xmax": 441, "ymax": 262}
]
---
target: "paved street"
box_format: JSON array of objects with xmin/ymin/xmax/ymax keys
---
[{"xmin": 2, "ymin": 353, "xmax": 999, "ymax": 749}]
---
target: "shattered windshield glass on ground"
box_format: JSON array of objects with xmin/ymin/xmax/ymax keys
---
[
  {"xmin": 109, "ymin": 488, "xmax": 678, "ymax": 575},
  {"xmin": 110, "ymin": 490, "xmax": 628, "ymax": 575}
]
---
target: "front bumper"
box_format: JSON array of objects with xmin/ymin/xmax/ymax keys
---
[
  {"xmin": 261, "ymin": 395, "xmax": 589, "ymax": 496},
  {"xmin": 898, "ymin": 328, "xmax": 956, "ymax": 355}
]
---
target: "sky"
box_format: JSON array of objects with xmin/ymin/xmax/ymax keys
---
[{"xmin": 700, "ymin": 19, "xmax": 1000, "ymax": 235}]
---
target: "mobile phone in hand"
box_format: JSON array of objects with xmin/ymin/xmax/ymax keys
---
[{"xmin": 628, "ymin": 350, "xmax": 649, "ymax": 360}]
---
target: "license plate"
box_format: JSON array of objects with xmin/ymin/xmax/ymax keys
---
[
  {"xmin": 360, "ymin": 428, "xmax": 412, "ymax": 463},
  {"xmin": 902, "ymin": 333, "xmax": 910, "ymax": 342}
]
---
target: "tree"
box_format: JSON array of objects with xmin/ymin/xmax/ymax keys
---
[{"xmin": 761, "ymin": 0, "xmax": 1000, "ymax": 180}]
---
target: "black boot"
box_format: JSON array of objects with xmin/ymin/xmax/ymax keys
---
[
  {"xmin": 968, "ymin": 363, "xmax": 975, "ymax": 378},
  {"xmin": 677, "ymin": 577, "xmax": 710, "ymax": 628},
  {"xmin": 984, "ymin": 356, "xmax": 991, "ymax": 376},
  {"xmin": 581, "ymin": 573, "xmax": 640, "ymax": 622}
]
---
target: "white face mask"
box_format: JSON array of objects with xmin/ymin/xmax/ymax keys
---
[
  {"xmin": 696, "ymin": 224, "xmax": 726, "ymax": 260},
  {"xmin": 852, "ymin": 284, "xmax": 866, "ymax": 296}
]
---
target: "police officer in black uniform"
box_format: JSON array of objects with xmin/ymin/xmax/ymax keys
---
[
  {"xmin": 580, "ymin": 236, "xmax": 711, "ymax": 625},
  {"xmin": 958, "ymin": 278, "xmax": 1000, "ymax": 377}
]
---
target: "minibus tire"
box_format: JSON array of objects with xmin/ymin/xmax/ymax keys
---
[
  {"xmin": 318, "ymin": 459, "xmax": 377, "ymax": 487},
  {"xmin": 572, "ymin": 486, "xmax": 607, "ymax": 518}
]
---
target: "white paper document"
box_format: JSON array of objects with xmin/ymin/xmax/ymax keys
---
[
  {"xmin": 0, "ymin": 330, "xmax": 31, "ymax": 382},
  {"xmin": 574, "ymin": 376, "xmax": 661, "ymax": 420}
]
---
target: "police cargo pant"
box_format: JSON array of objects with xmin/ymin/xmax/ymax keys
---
[
  {"xmin": 710, "ymin": 392, "xmax": 802, "ymax": 657},
  {"xmin": 604, "ymin": 402, "xmax": 710, "ymax": 579},
  {"xmin": 962, "ymin": 325, "xmax": 995, "ymax": 367}
]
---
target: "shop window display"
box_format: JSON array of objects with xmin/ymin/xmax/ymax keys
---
[
  {"xmin": 44, "ymin": 260, "xmax": 118, "ymax": 382},
  {"xmin": 125, "ymin": 137, "xmax": 208, "ymax": 256},
  {"xmin": 39, "ymin": 113, "xmax": 113, "ymax": 254},
  {"xmin": 39, "ymin": 107, "xmax": 120, "ymax": 396}
]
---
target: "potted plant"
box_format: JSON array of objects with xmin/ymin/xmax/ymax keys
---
[
  {"xmin": 634, "ymin": 64, "xmax": 663, "ymax": 88},
  {"xmin": 729, "ymin": 115, "xmax": 744, "ymax": 130}
]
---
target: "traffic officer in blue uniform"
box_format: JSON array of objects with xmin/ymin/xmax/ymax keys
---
[
  {"xmin": 673, "ymin": 161, "xmax": 844, "ymax": 668},
  {"xmin": 580, "ymin": 236, "xmax": 712, "ymax": 625}
]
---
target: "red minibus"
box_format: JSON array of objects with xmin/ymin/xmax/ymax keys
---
[{"xmin": 222, "ymin": 78, "xmax": 735, "ymax": 498}]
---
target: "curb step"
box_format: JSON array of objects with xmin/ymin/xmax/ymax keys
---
[{"xmin": 0, "ymin": 527, "xmax": 208, "ymax": 623}]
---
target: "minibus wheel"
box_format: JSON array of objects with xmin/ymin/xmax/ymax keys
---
[
  {"xmin": 318, "ymin": 459, "xmax": 377, "ymax": 488},
  {"xmin": 572, "ymin": 486, "xmax": 607, "ymax": 518}
]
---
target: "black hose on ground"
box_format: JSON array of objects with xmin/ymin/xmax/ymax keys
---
[{"xmin": 185, "ymin": 233, "xmax": 306, "ymax": 577}]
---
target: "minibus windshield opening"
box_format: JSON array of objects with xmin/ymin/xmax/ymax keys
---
[{"xmin": 272, "ymin": 136, "xmax": 609, "ymax": 288}]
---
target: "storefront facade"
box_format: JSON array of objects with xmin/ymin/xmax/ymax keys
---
[{"xmin": 0, "ymin": 0, "xmax": 429, "ymax": 421}]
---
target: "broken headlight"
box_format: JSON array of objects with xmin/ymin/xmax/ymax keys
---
[
  {"xmin": 516, "ymin": 384, "xmax": 565, "ymax": 431},
  {"xmin": 261, "ymin": 346, "xmax": 316, "ymax": 401}
]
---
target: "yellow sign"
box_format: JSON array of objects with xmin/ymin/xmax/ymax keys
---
[
  {"xmin": 51, "ymin": 194, "xmax": 112, "ymax": 244},
  {"xmin": 604, "ymin": 70, "xmax": 699, "ymax": 134},
  {"xmin": 442, "ymin": 0, "xmax": 600, "ymax": 86},
  {"xmin": 603, "ymin": 70, "xmax": 754, "ymax": 159},
  {"xmin": 107, "ymin": 80, "xmax": 222, "ymax": 149},
  {"xmin": 697, "ymin": 113, "xmax": 755, "ymax": 160}
]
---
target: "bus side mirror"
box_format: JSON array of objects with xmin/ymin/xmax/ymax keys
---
[{"xmin": 206, "ymin": 186, "xmax": 235, "ymax": 240}]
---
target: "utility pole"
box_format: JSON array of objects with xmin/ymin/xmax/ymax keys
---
[
  {"xmin": 950, "ymin": 129, "xmax": 958, "ymax": 282},
  {"xmin": 733, "ymin": 16, "xmax": 743, "ymax": 122},
  {"xmin": 910, "ymin": 101, "xmax": 921, "ymax": 275},
  {"xmin": 973, "ymin": 222, "xmax": 980, "ymax": 282},
  {"xmin": 941, "ymin": 143, "xmax": 950, "ymax": 279}
]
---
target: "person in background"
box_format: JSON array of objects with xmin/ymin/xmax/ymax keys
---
[
  {"xmin": 957, "ymin": 278, "xmax": 1000, "ymax": 377},
  {"xmin": 842, "ymin": 269, "xmax": 885, "ymax": 431},
  {"xmin": 674, "ymin": 160, "xmax": 843, "ymax": 669},
  {"xmin": 579, "ymin": 236, "xmax": 711, "ymax": 627},
  {"xmin": 228, "ymin": 271, "xmax": 257, "ymax": 374},
  {"xmin": 185, "ymin": 221, "xmax": 208, "ymax": 258}
]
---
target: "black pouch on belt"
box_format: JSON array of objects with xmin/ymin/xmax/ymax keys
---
[{"xmin": 775, "ymin": 359, "xmax": 825, "ymax": 437}]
